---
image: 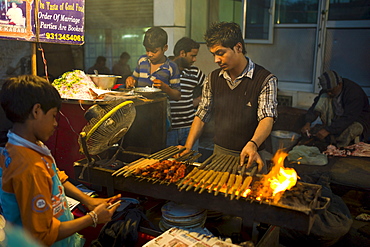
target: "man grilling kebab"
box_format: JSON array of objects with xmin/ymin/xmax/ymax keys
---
[{"xmin": 178, "ymin": 22, "xmax": 278, "ymax": 173}]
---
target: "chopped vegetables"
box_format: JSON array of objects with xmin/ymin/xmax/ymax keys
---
[{"xmin": 52, "ymin": 70, "xmax": 97, "ymax": 100}]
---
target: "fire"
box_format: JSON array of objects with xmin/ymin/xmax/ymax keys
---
[
  {"xmin": 269, "ymin": 167, "xmax": 297, "ymax": 196},
  {"xmin": 243, "ymin": 189, "xmax": 251, "ymax": 197},
  {"xmin": 254, "ymin": 150, "xmax": 298, "ymax": 202}
]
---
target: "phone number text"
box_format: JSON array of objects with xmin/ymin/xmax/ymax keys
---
[{"xmin": 45, "ymin": 33, "xmax": 84, "ymax": 42}]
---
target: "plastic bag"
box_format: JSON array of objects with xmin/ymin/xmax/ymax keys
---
[{"xmin": 288, "ymin": 145, "xmax": 328, "ymax": 166}]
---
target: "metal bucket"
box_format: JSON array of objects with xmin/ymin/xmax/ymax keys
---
[{"xmin": 271, "ymin": 130, "xmax": 301, "ymax": 153}]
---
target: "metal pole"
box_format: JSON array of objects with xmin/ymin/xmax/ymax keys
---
[
  {"xmin": 31, "ymin": 42, "xmax": 37, "ymax": 75},
  {"xmin": 32, "ymin": 0, "xmax": 41, "ymax": 76}
]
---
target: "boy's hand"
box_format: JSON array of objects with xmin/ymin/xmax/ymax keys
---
[
  {"xmin": 84, "ymin": 194, "xmax": 121, "ymax": 211},
  {"xmin": 126, "ymin": 76, "xmax": 136, "ymax": 88},
  {"xmin": 106, "ymin": 194, "xmax": 122, "ymax": 204},
  {"xmin": 151, "ymin": 79, "xmax": 164, "ymax": 89},
  {"xmin": 92, "ymin": 202, "xmax": 120, "ymax": 224},
  {"xmin": 151, "ymin": 78, "xmax": 181, "ymax": 100}
]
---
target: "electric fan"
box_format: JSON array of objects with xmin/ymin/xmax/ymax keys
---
[{"xmin": 78, "ymin": 100, "xmax": 136, "ymax": 178}]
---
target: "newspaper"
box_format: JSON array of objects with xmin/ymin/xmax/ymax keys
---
[{"xmin": 143, "ymin": 228, "xmax": 240, "ymax": 247}]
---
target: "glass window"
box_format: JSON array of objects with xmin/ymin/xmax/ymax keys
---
[
  {"xmin": 328, "ymin": 0, "xmax": 370, "ymax": 20},
  {"xmin": 245, "ymin": 0, "xmax": 272, "ymax": 40},
  {"xmin": 244, "ymin": 0, "xmax": 274, "ymax": 43},
  {"xmin": 275, "ymin": 0, "xmax": 319, "ymax": 24},
  {"xmin": 189, "ymin": 0, "xmax": 242, "ymax": 42},
  {"xmin": 188, "ymin": 0, "xmax": 209, "ymax": 42}
]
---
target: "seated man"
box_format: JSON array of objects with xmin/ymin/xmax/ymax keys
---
[
  {"xmin": 301, "ymin": 70, "xmax": 370, "ymax": 147},
  {"xmin": 87, "ymin": 56, "xmax": 111, "ymax": 75}
]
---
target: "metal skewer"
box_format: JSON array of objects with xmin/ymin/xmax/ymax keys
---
[{"xmin": 236, "ymin": 165, "xmax": 257, "ymax": 200}]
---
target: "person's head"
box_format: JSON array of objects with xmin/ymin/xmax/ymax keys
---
[
  {"xmin": 319, "ymin": 70, "xmax": 343, "ymax": 97},
  {"xmin": 204, "ymin": 22, "xmax": 246, "ymax": 71},
  {"xmin": 95, "ymin": 56, "xmax": 107, "ymax": 66},
  {"xmin": 0, "ymin": 75, "xmax": 61, "ymax": 142},
  {"xmin": 143, "ymin": 27, "xmax": 168, "ymax": 64},
  {"xmin": 174, "ymin": 37, "xmax": 200, "ymax": 66},
  {"xmin": 11, "ymin": 2, "xmax": 17, "ymax": 8},
  {"xmin": 119, "ymin": 52, "xmax": 130, "ymax": 63},
  {"xmin": 173, "ymin": 57, "xmax": 191, "ymax": 71}
]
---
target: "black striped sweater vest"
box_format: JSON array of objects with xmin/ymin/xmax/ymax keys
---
[{"xmin": 211, "ymin": 64, "xmax": 272, "ymax": 151}]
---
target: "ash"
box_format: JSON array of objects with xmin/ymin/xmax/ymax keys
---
[{"xmin": 247, "ymin": 179, "xmax": 319, "ymax": 211}]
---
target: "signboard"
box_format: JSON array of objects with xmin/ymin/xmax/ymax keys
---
[
  {"xmin": 37, "ymin": 0, "xmax": 84, "ymax": 44},
  {"xmin": 0, "ymin": 0, "xmax": 85, "ymax": 45}
]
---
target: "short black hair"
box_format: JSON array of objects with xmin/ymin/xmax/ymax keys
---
[
  {"xmin": 120, "ymin": 52, "xmax": 130, "ymax": 60},
  {"xmin": 96, "ymin": 56, "xmax": 106, "ymax": 64},
  {"xmin": 173, "ymin": 37, "xmax": 200, "ymax": 57},
  {"xmin": 173, "ymin": 57, "xmax": 191, "ymax": 70},
  {"xmin": 204, "ymin": 22, "xmax": 246, "ymax": 54},
  {"xmin": 143, "ymin": 27, "xmax": 168, "ymax": 50},
  {"xmin": 0, "ymin": 75, "xmax": 61, "ymax": 123}
]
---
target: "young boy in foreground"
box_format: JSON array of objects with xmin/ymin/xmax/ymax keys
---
[
  {"xmin": 0, "ymin": 75, "xmax": 121, "ymax": 246},
  {"xmin": 125, "ymin": 26, "xmax": 181, "ymax": 101}
]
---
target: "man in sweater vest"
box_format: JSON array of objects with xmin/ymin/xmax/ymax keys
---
[{"xmin": 180, "ymin": 22, "xmax": 278, "ymax": 173}]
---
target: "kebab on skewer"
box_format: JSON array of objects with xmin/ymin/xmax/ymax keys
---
[
  {"xmin": 214, "ymin": 156, "xmax": 235, "ymax": 196},
  {"xmin": 178, "ymin": 154, "xmax": 216, "ymax": 191}
]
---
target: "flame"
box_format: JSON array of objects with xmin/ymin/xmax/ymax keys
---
[
  {"xmin": 242, "ymin": 188, "xmax": 251, "ymax": 197},
  {"xmin": 254, "ymin": 150, "xmax": 297, "ymax": 202},
  {"xmin": 269, "ymin": 167, "xmax": 297, "ymax": 196}
]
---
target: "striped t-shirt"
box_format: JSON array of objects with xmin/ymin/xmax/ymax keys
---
[
  {"xmin": 132, "ymin": 55, "xmax": 181, "ymax": 91},
  {"xmin": 169, "ymin": 65, "xmax": 205, "ymax": 129}
]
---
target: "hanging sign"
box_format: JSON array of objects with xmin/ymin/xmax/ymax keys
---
[
  {"xmin": 36, "ymin": 0, "xmax": 85, "ymax": 44},
  {"xmin": 0, "ymin": 0, "xmax": 85, "ymax": 45}
]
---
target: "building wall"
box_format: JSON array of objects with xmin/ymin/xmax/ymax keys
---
[{"xmin": 0, "ymin": 40, "xmax": 31, "ymax": 84}]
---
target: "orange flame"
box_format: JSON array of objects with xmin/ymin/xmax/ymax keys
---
[
  {"xmin": 255, "ymin": 150, "xmax": 297, "ymax": 202},
  {"xmin": 269, "ymin": 167, "xmax": 297, "ymax": 196}
]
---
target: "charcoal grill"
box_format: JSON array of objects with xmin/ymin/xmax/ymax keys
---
[{"xmin": 74, "ymin": 149, "xmax": 330, "ymax": 234}]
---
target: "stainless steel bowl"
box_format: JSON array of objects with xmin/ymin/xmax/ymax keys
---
[{"xmin": 88, "ymin": 75, "xmax": 122, "ymax": 90}]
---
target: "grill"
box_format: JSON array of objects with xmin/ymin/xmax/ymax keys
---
[{"xmin": 74, "ymin": 147, "xmax": 330, "ymax": 234}]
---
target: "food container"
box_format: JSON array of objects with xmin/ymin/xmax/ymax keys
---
[
  {"xmin": 88, "ymin": 75, "xmax": 122, "ymax": 90},
  {"xmin": 134, "ymin": 87, "xmax": 162, "ymax": 96}
]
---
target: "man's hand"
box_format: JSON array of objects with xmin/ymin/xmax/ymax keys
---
[
  {"xmin": 175, "ymin": 145, "xmax": 191, "ymax": 158},
  {"xmin": 125, "ymin": 76, "xmax": 136, "ymax": 88},
  {"xmin": 301, "ymin": 122, "xmax": 311, "ymax": 137},
  {"xmin": 240, "ymin": 141, "xmax": 264, "ymax": 172}
]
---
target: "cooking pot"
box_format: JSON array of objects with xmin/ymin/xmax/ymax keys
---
[{"xmin": 88, "ymin": 75, "xmax": 122, "ymax": 90}]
